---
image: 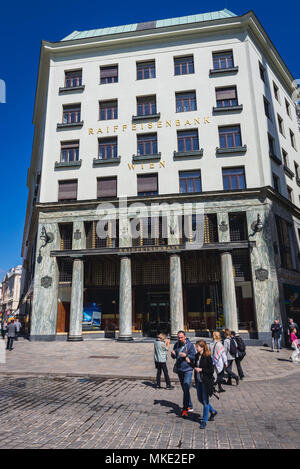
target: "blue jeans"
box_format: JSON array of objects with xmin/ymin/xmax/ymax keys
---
[
  {"xmin": 196, "ymin": 381, "xmax": 216, "ymax": 423},
  {"xmin": 178, "ymin": 370, "xmax": 193, "ymax": 410}
]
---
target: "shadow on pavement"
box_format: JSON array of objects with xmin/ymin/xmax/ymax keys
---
[
  {"xmin": 153, "ymin": 399, "xmax": 201, "ymax": 422},
  {"xmin": 142, "ymin": 381, "xmax": 156, "ymax": 388}
]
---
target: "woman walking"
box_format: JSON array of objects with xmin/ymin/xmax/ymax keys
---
[
  {"xmin": 290, "ymin": 328, "xmax": 300, "ymax": 363},
  {"xmin": 154, "ymin": 333, "xmax": 174, "ymax": 389},
  {"xmin": 186, "ymin": 340, "xmax": 217, "ymax": 429},
  {"xmin": 210, "ymin": 331, "xmax": 228, "ymax": 393}
]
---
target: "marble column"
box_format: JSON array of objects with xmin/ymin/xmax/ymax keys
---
[
  {"xmin": 68, "ymin": 257, "xmax": 84, "ymax": 341},
  {"xmin": 118, "ymin": 256, "xmax": 133, "ymax": 341},
  {"xmin": 220, "ymin": 250, "xmax": 239, "ymax": 332},
  {"xmin": 170, "ymin": 254, "xmax": 184, "ymax": 340}
]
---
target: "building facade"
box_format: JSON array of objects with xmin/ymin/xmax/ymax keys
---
[
  {"xmin": 21, "ymin": 9, "xmax": 300, "ymax": 342},
  {"xmin": 0, "ymin": 265, "xmax": 23, "ymax": 317}
]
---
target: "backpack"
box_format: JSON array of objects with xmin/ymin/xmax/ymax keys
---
[
  {"xmin": 229, "ymin": 337, "xmax": 238, "ymax": 356},
  {"xmin": 235, "ymin": 336, "xmax": 246, "ymax": 352}
]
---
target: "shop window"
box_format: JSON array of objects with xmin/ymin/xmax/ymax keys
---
[
  {"xmin": 59, "ymin": 223, "xmax": 73, "ymax": 250},
  {"xmin": 229, "ymin": 213, "xmax": 248, "ymax": 241}
]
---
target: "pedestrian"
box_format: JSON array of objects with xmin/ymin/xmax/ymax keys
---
[
  {"xmin": 223, "ymin": 329, "xmax": 239, "ymax": 386},
  {"xmin": 186, "ymin": 340, "xmax": 218, "ymax": 430},
  {"xmin": 231, "ymin": 331, "xmax": 246, "ymax": 380},
  {"xmin": 271, "ymin": 319, "xmax": 282, "ymax": 352},
  {"xmin": 1, "ymin": 321, "xmax": 7, "ymax": 340},
  {"xmin": 171, "ymin": 330, "xmax": 195, "ymax": 418},
  {"xmin": 154, "ymin": 333, "xmax": 174, "ymax": 389},
  {"xmin": 14, "ymin": 318, "xmax": 22, "ymax": 341},
  {"xmin": 6, "ymin": 320, "xmax": 17, "ymax": 351},
  {"xmin": 288, "ymin": 318, "xmax": 299, "ymax": 347},
  {"xmin": 290, "ymin": 328, "xmax": 300, "ymax": 363},
  {"xmin": 209, "ymin": 331, "xmax": 228, "ymax": 393}
]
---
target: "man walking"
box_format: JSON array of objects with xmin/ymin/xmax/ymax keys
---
[
  {"xmin": 231, "ymin": 331, "xmax": 246, "ymax": 380},
  {"xmin": 14, "ymin": 318, "xmax": 22, "ymax": 341},
  {"xmin": 171, "ymin": 331, "xmax": 195, "ymax": 418},
  {"xmin": 6, "ymin": 320, "xmax": 17, "ymax": 351},
  {"xmin": 271, "ymin": 319, "xmax": 282, "ymax": 352},
  {"xmin": 223, "ymin": 329, "xmax": 239, "ymax": 386}
]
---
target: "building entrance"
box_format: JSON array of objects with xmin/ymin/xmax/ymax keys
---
[{"xmin": 135, "ymin": 288, "xmax": 170, "ymax": 337}]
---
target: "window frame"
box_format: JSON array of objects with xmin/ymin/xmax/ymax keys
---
[
  {"xmin": 177, "ymin": 129, "xmax": 200, "ymax": 152},
  {"xmin": 222, "ymin": 167, "xmax": 246, "ymax": 191},
  {"xmin": 98, "ymin": 137, "xmax": 118, "ymax": 159},
  {"xmin": 219, "ymin": 125, "xmax": 242, "ymax": 149},
  {"xmin": 179, "ymin": 170, "xmax": 202, "ymax": 193},
  {"xmin": 136, "ymin": 61, "xmax": 156, "ymax": 80},
  {"xmin": 174, "ymin": 55, "xmax": 194, "ymax": 76},
  {"xmin": 99, "ymin": 100, "xmax": 118, "ymax": 121},
  {"xmin": 213, "ymin": 51, "xmax": 234, "ymax": 70}
]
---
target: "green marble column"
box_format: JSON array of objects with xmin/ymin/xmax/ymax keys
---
[
  {"xmin": 170, "ymin": 254, "xmax": 184, "ymax": 340},
  {"xmin": 118, "ymin": 256, "xmax": 133, "ymax": 341},
  {"xmin": 220, "ymin": 250, "xmax": 239, "ymax": 332},
  {"xmin": 68, "ymin": 258, "xmax": 84, "ymax": 341}
]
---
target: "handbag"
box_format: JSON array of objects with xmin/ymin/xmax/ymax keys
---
[{"xmin": 173, "ymin": 361, "xmax": 178, "ymax": 374}]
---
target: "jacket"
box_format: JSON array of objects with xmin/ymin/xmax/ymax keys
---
[
  {"xmin": 224, "ymin": 337, "xmax": 236, "ymax": 361},
  {"xmin": 209, "ymin": 340, "xmax": 227, "ymax": 373},
  {"xmin": 189, "ymin": 352, "xmax": 215, "ymax": 397},
  {"xmin": 172, "ymin": 338, "xmax": 195, "ymax": 373},
  {"xmin": 271, "ymin": 323, "xmax": 282, "ymax": 338},
  {"xmin": 154, "ymin": 339, "xmax": 168, "ymax": 363},
  {"xmin": 7, "ymin": 323, "xmax": 17, "ymax": 338}
]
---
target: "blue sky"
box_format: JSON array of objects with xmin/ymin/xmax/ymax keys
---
[{"xmin": 0, "ymin": 0, "xmax": 299, "ymax": 276}]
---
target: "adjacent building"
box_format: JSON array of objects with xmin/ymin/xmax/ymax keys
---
[
  {"xmin": 0, "ymin": 265, "xmax": 23, "ymax": 318},
  {"xmin": 21, "ymin": 9, "xmax": 300, "ymax": 343}
]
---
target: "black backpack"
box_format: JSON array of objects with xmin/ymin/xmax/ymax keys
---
[
  {"xmin": 229, "ymin": 337, "xmax": 238, "ymax": 356},
  {"xmin": 235, "ymin": 336, "xmax": 246, "ymax": 353}
]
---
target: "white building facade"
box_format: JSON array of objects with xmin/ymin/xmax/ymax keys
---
[
  {"xmin": 21, "ymin": 9, "xmax": 300, "ymax": 343},
  {"xmin": 0, "ymin": 265, "xmax": 23, "ymax": 317}
]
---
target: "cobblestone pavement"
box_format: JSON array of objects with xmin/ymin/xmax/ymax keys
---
[{"xmin": 0, "ymin": 369, "xmax": 300, "ymax": 449}]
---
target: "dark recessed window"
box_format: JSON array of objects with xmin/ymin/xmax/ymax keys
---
[
  {"xmin": 137, "ymin": 133, "xmax": 158, "ymax": 155},
  {"xmin": 285, "ymin": 99, "xmax": 291, "ymax": 118},
  {"xmin": 287, "ymin": 186, "xmax": 293, "ymax": 202},
  {"xmin": 259, "ymin": 63, "xmax": 266, "ymax": 82},
  {"xmin": 222, "ymin": 167, "xmax": 246, "ymax": 190},
  {"xmin": 229, "ymin": 213, "xmax": 247, "ymax": 241},
  {"xmin": 63, "ymin": 104, "xmax": 81, "ymax": 124},
  {"xmin": 100, "ymin": 65, "xmax": 118, "ymax": 84},
  {"xmin": 213, "ymin": 51, "xmax": 234, "ymax": 70},
  {"xmin": 273, "ymin": 173, "xmax": 280, "ymax": 192},
  {"xmin": 216, "ymin": 87, "xmax": 238, "ymax": 107},
  {"xmin": 275, "ymin": 216, "xmax": 293, "ymax": 270},
  {"xmin": 58, "ymin": 180, "xmax": 78, "ymax": 201},
  {"xmin": 137, "ymin": 61, "xmax": 156, "ymax": 80},
  {"xmin": 176, "ymin": 91, "xmax": 197, "ymax": 112},
  {"xmin": 174, "ymin": 56, "xmax": 194, "ymax": 75},
  {"xmin": 98, "ymin": 137, "xmax": 118, "ymax": 159},
  {"xmin": 177, "ymin": 130, "xmax": 199, "ymax": 152},
  {"xmin": 99, "ymin": 100, "xmax": 118, "ymax": 120},
  {"xmin": 268, "ymin": 134, "xmax": 275, "ymax": 155},
  {"xmin": 61, "ymin": 141, "xmax": 79, "ymax": 162},
  {"xmin": 137, "ymin": 174, "xmax": 158, "ymax": 196},
  {"xmin": 290, "ymin": 129, "xmax": 296, "ymax": 149},
  {"xmin": 282, "ymin": 149, "xmax": 288, "ymax": 167},
  {"xmin": 273, "ymin": 82, "xmax": 280, "ymax": 102},
  {"xmin": 219, "ymin": 126, "xmax": 242, "ymax": 148},
  {"xmin": 264, "ymin": 96, "xmax": 271, "ymax": 119},
  {"xmin": 97, "ymin": 177, "xmax": 117, "ymax": 198},
  {"xmin": 59, "ymin": 223, "xmax": 73, "ymax": 250},
  {"xmin": 278, "ymin": 114, "xmax": 285, "ymax": 136},
  {"xmin": 294, "ymin": 162, "xmax": 299, "ymax": 179},
  {"xmin": 65, "ymin": 70, "xmax": 82, "ymax": 88},
  {"xmin": 179, "ymin": 171, "xmax": 202, "ymax": 193},
  {"xmin": 137, "ymin": 96, "xmax": 157, "ymax": 116}
]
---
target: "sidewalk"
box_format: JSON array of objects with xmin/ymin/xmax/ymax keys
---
[{"xmin": 0, "ymin": 337, "xmax": 298, "ymax": 382}]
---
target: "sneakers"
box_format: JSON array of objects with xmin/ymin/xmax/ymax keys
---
[
  {"xmin": 200, "ymin": 422, "xmax": 206, "ymax": 429},
  {"xmin": 217, "ymin": 388, "xmax": 226, "ymax": 393},
  {"xmin": 155, "ymin": 384, "xmax": 162, "ymax": 389},
  {"xmin": 235, "ymin": 377, "xmax": 239, "ymax": 386},
  {"xmin": 181, "ymin": 410, "xmax": 189, "ymax": 418},
  {"xmin": 208, "ymin": 411, "xmax": 218, "ymax": 422},
  {"xmin": 187, "ymin": 407, "xmax": 194, "ymax": 412},
  {"xmin": 166, "ymin": 385, "xmax": 174, "ymax": 389}
]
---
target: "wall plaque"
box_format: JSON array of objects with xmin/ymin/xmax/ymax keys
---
[
  {"xmin": 255, "ymin": 268, "xmax": 268, "ymax": 281},
  {"xmin": 41, "ymin": 276, "xmax": 52, "ymax": 288}
]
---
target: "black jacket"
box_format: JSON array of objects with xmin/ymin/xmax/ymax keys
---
[
  {"xmin": 189, "ymin": 353, "xmax": 215, "ymax": 397},
  {"xmin": 271, "ymin": 322, "xmax": 282, "ymax": 338}
]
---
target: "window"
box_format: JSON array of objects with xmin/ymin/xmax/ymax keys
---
[
  {"xmin": 133, "ymin": 217, "xmax": 167, "ymax": 247},
  {"xmin": 137, "ymin": 174, "xmax": 158, "ymax": 196},
  {"xmin": 273, "ymin": 173, "xmax": 280, "ymax": 192},
  {"xmin": 275, "ymin": 216, "xmax": 293, "ymax": 270},
  {"xmin": 219, "ymin": 126, "xmax": 242, "ymax": 148},
  {"xmin": 98, "ymin": 137, "xmax": 118, "ymax": 159},
  {"xmin": 65, "ymin": 70, "xmax": 82, "ymax": 88},
  {"xmin": 137, "ymin": 96, "xmax": 157, "ymax": 116},
  {"xmin": 59, "ymin": 223, "xmax": 73, "ymax": 250},
  {"xmin": 278, "ymin": 115, "xmax": 285, "ymax": 136},
  {"xmin": 177, "ymin": 130, "xmax": 199, "ymax": 152},
  {"xmin": 259, "ymin": 62, "xmax": 266, "ymax": 82},
  {"xmin": 63, "ymin": 104, "xmax": 81, "ymax": 124},
  {"xmin": 282, "ymin": 149, "xmax": 288, "ymax": 167},
  {"xmin": 58, "ymin": 180, "xmax": 78, "ymax": 201},
  {"xmin": 137, "ymin": 61, "xmax": 155, "ymax": 80},
  {"xmin": 229, "ymin": 213, "xmax": 247, "ymax": 241},
  {"xmin": 97, "ymin": 177, "xmax": 117, "ymax": 198},
  {"xmin": 273, "ymin": 82, "xmax": 280, "ymax": 102},
  {"xmin": 222, "ymin": 167, "xmax": 246, "ymax": 190},
  {"xmin": 213, "ymin": 51, "xmax": 234, "ymax": 70},
  {"xmin": 268, "ymin": 134, "xmax": 276, "ymax": 155},
  {"xmin": 179, "ymin": 171, "xmax": 202, "ymax": 193},
  {"xmin": 137, "ymin": 133, "xmax": 158, "ymax": 155},
  {"xmin": 100, "ymin": 65, "xmax": 118, "ymax": 84},
  {"xmin": 99, "ymin": 100, "xmax": 118, "ymax": 120},
  {"xmin": 294, "ymin": 162, "xmax": 299, "ymax": 179},
  {"xmin": 290, "ymin": 130, "xmax": 296, "ymax": 149},
  {"xmin": 216, "ymin": 87, "xmax": 238, "ymax": 108},
  {"xmin": 285, "ymin": 99, "xmax": 291, "ymax": 117},
  {"xmin": 287, "ymin": 186, "xmax": 293, "ymax": 203},
  {"xmin": 176, "ymin": 91, "xmax": 197, "ymax": 112},
  {"xmin": 174, "ymin": 56, "xmax": 194, "ymax": 75},
  {"xmin": 264, "ymin": 97, "xmax": 271, "ymax": 119},
  {"xmin": 61, "ymin": 141, "xmax": 79, "ymax": 162}
]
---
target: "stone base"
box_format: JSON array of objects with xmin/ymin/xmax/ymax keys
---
[
  {"xmin": 117, "ymin": 336, "xmax": 134, "ymax": 342},
  {"xmin": 67, "ymin": 336, "xmax": 83, "ymax": 342},
  {"xmin": 30, "ymin": 335, "xmax": 56, "ymax": 342}
]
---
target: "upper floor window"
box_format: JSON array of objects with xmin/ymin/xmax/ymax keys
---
[
  {"xmin": 97, "ymin": 177, "xmax": 117, "ymax": 198},
  {"xmin": 287, "ymin": 186, "xmax": 293, "ymax": 203},
  {"xmin": 222, "ymin": 167, "xmax": 246, "ymax": 190},
  {"xmin": 268, "ymin": 134, "xmax": 276, "ymax": 155},
  {"xmin": 273, "ymin": 82, "xmax": 280, "ymax": 102},
  {"xmin": 179, "ymin": 170, "xmax": 202, "ymax": 193},
  {"xmin": 137, "ymin": 61, "xmax": 155, "ymax": 80},
  {"xmin": 264, "ymin": 96, "xmax": 271, "ymax": 119},
  {"xmin": 137, "ymin": 174, "xmax": 158, "ymax": 196},
  {"xmin": 290, "ymin": 129, "xmax": 297, "ymax": 149},
  {"xmin": 137, "ymin": 133, "xmax": 158, "ymax": 155},
  {"xmin": 177, "ymin": 130, "xmax": 199, "ymax": 152},
  {"xmin": 285, "ymin": 99, "xmax": 291, "ymax": 118},
  {"xmin": 61, "ymin": 141, "xmax": 79, "ymax": 162},
  {"xmin": 59, "ymin": 223, "xmax": 73, "ymax": 250},
  {"xmin": 174, "ymin": 56, "xmax": 194, "ymax": 75},
  {"xmin": 259, "ymin": 62, "xmax": 266, "ymax": 83},
  {"xmin": 63, "ymin": 104, "xmax": 81, "ymax": 124},
  {"xmin": 58, "ymin": 180, "xmax": 78, "ymax": 201},
  {"xmin": 294, "ymin": 161, "xmax": 299, "ymax": 179},
  {"xmin": 219, "ymin": 125, "xmax": 242, "ymax": 148},
  {"xmin": 176, "ymin": 91, "xmax": 197, "ymax": 112},
  {"xmin": 65, "ymin": 70, "xmax": 82, "ymax": 88},
  {"xmin": 137, "ymin": 95, "xmax": 157, "ymax": 116},
  {"xmin": 99, "ymin": 100, "xmax": 118, "ymax": 120},
  {"xmin": 216, "ymin": 87, "xmax": 238, "ymax": 108},
  {"xmin": 213, "ymin": 51, "xmax": 234, "ymax": 70},
  {"xmin": 98, "ymin": 137, "xmax": 118, "ymax": 159},
  {"xmin": 273, "ymin": 173, "xmax": 280, "ymax": 193},
  {"xmin": 100, "ymin": 65, "xmax": 118, "ymax": 84},
  {"xmin": 282, "ymin": 149, "xmax": 289, "ymax": 167},
  {"xmin": 277, "ymin": 114, "xmax": 285, "ymax": 136}
]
